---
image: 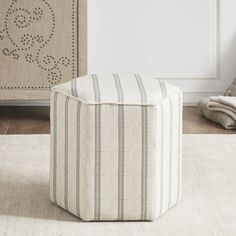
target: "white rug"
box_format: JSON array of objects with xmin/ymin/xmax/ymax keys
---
[{"xmin": 0, "ymin": 135, "xmax": 235, "ymax": 236}]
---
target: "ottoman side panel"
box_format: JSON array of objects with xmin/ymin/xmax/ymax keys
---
[
  {"xmin": 64, "ymin": 101, "xmax": 97, "ymax": 220},
  {"xmin": 66, "ymin": 98, "xmax": 82, "ymax": 216},
  {"xmin": 99, "ymin": 105, "xmax": 119, "ymax": 221},
  {"xmin": 50, "ymin": 91, "xmax": 68, "ymax": 209},
  {"xmin": 78, "ymin": 104, "xmax": 159, "ymax": 221},
  {"xmin": 155, "ymin": 91, "xmax": 183, "ymax": 218},
  {"xmin": 146, "ymin": 106, "xmax": 159, "ymax": 220},
  {"xmin": 50, "ymin": 90, "xmax": 97, "ymax": 220},
  {"xmin": 50, "ymin": 91, "xmax": 57, "ymax": 204},
  {"xmin": 78, "ymin": 104, "xmax": 97, "ymax": 220},
  {"xmin": 122, "ymin": 105, "xmax": 157, "ymax": 221}
]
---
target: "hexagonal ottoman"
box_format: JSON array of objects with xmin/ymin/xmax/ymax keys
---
[{"xmin": 50, "ymin": 73, "xmax": 182, "ymax": 221}]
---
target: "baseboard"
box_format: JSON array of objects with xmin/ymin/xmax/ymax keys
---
[
  {"xmin": 0, "ymin": 100, "xmax": 50, "ymax": 106},
  {"xmin": 0, "ymin": 91, "xmax": 223, "ymax": 106}
]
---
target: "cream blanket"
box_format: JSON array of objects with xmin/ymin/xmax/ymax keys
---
[
  {"xmin": 207, "ymin": 96, "xmax": 236, "ymax": 120},
  {"xmin": 198, "ymin": 98, "xmax": 236, "ymax": 130}
]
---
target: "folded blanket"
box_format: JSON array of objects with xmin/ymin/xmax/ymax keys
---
[
  {"xmin": 198, "ymin": 98, "xmax": 236, "ymax": 130},
  {"xmin": 207, "ymin": 96, "xmax": 236, "ymax": 120}
]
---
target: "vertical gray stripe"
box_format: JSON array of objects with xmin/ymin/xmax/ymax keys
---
[
  {"xmin": 53, "ymin": 92, "xmax": 59, "ymax": 204},
  {"xmin": 71, "ymin": 80, "xmax": 75, "ymax": 96},
  {"xmin": 177, "ymin": 92, "xmax": 182, "ymax": 200},
  {"xmin": 71, "ymin": 79, "xmax": 78, "ymax": 97},
  {"xmin": 117, "ymin": 105, "xmax": 124, "ymax": 220},
  {"xmin": 113, "ymin": 73, "xmax": 124, "ymax": 102},
  {"xmin": 92, "ymin": 74, "xmax": 101, "ymax": 221},
  {"xmin": 92, "ymin": 74, "xmax": 101, "ymax": 102},
  {"xmin": 159, "ymin": 103, "xmax": 164, "ymax": 216},
  {"xmin": 64, "ymin": 96, "xmax": 70, "ymax": 210},
  {"xmin": 168, "ymin": 97, "xmax": 173, "ymax": 209},
  {"xmin": 141, "ymin": 106, "xmax": 148, "ymax": 220},
  {"xmin": 159, "ymin": 81, "xmax": 167, "ymax": 99},
  {"xmin": 76, "ymin": 101, "xmax": 81, "ymax": 217},
  {"xmin": 113, "ymin": 74, "xmax": 125, "ymax": 220},
  {"xmin": 94, "ymin": 105, "xmax": 101, "ymax": 221},
  {"xmin": 134, "ymin": 74, "xmax": 148, "ymax": 220},
  {"xmin": 134, "ymin": 74, "xmax": 147, "ymax": 103}
]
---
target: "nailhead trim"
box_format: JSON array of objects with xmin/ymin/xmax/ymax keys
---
[{"xmin": 0, "ymin": 0, "xmax": 77, "ymax": 90}]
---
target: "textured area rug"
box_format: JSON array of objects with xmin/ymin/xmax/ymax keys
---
[{"xmin": 0, "ymin": 135, "xmax": 235, "ymax": 236}]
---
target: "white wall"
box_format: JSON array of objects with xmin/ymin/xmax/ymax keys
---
[{"xmin": 88, "ymin": 0, "xmax": 236, "ymax": 104}]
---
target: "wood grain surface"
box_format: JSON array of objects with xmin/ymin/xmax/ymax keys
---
[{"xmin": 0, "ymin": 106, "xmax": 235, "ymax": 134}]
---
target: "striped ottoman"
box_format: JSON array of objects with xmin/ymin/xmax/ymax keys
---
[{"xmin": 50, "ymin": 74, "xmax": 182, "ymax": 221}]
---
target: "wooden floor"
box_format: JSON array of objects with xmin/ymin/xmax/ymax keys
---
[
  {"xmin": 183, "ymin": 106, "xmax": 236, "ymax": 134},
  {"xmin": 0, "ymin": 106, "xmax": 50, "ymax": 135},
  {"xmin": 0, "ymin": 106, "xmax": 235, "ymax": 134}
]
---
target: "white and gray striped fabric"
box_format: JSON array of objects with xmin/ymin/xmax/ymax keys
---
[{"xmin": 50, "ymin": 73, "xmax": 182, "ymax": 221}]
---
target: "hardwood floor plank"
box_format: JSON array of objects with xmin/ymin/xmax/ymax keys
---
[
  {"xmin": 183, "ymin": 107, "xmax": 236, "ymax": 134},
  {"xmin": 6, "ymin": 107, "xmax": 50, "ymax": 134},
  {"xmin": 0, "ymin": 107, "xmax": 12, "ymax": 134},
  {"xmin": 0, "ymin": 106, "xmax": 235, "ymax": 134}
]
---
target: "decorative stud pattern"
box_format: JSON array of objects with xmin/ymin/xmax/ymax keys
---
[
  {"xmin": 35, "ymin": 35, "xmax": 44, "ymax": 43},
  {"xmin": 0, "ymin": 30, "xmax": 5, "ymax": 40},
  {"xmin": 13, "ymin": 9, "xmax": 31, "ymax": 29},
  {"xmin": 20, "ymin": 34, "xmax": 34, "ymax": 47},
  {"xmin": 0, "ymin": 0, "xmax": 74, "ymax": 89},
  {"xmin": 59, "ymin": 56, "xmax": 71, "ymax": 67},
  {"xmin": 25, "ymin": 53, "xmax": 35, "ymax": 63},
  {"xmin": 32, "ymin": 7, "xmax": 44, "ymax": 20},
  {"xmin": 47, "ymin": 68, "xmax": 62, "ymax": 85},
  {"xmin": 2, "ymin": 48, "xmax": 19, "ymax": 59},
  {"xmin": 2, "ymin": 48, "xmax": 10, "ymax": 56}
]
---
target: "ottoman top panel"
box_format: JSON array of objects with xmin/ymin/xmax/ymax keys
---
[{"xmin": 53, "ymin": 74, "xmax": 181, "ymax": 105}]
